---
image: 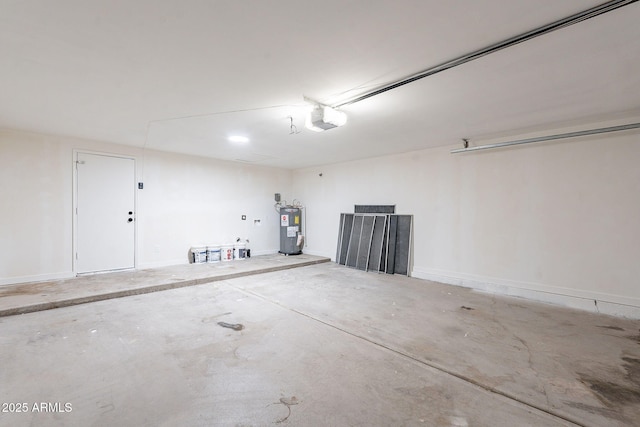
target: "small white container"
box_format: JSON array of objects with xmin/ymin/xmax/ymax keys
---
[
  {"xmin": 191, "ymin": 246, "xmax": 207, "ymax": 264},
  {"xmin": 234, "ymin": 243, "xmax": 247, "ymax": 260},
  {"xmin": 220, "ymin": 244, "xmax": 234, "ymax": 262},
  {"xmin": 206, "ymin": 245, "xmax": 221, "ymax": 263}
]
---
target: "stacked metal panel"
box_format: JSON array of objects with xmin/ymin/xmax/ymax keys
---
[
  {"xmin": 354, "ymin": 205, "xmax": 396, "ymax": 214},
  {"xmin": 336, "ymin": 212, "xmax": 413, "ymax": 276}
]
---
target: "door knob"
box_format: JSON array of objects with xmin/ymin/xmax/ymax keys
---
[
  {"xmin": 128, "ymin": 218, "xmax": 133, "ymax": 223},
  {"xmin": 128, "ymin": 211, "xmax": 133, "ymax": 215}
]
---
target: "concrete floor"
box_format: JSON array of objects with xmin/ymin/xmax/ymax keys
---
[
  {"xmin": 0, "ymin": 254, "xmax": 329, "ymax": 317},
  {"xmin": 0, "ymin": 260, "xmax": 639, "ymax": 426}
]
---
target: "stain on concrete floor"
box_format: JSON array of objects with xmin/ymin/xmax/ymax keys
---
[
  {"xmin": 2, "ymin": 262, "xmax": 639, "ymax": 426},
  {"xmin": 597, "ymin": 325, "xmax": 625, "ymax": 331},
  {"xmin": 217, "ymin": 321, "xmax": 244, "ymax": 331},
  {"xmin": 0, "ymin": 282, "xmax": 56, "ymax": 297},
  {"xmin": 577, "ymin": 356, "xmax": 640, "ymax": 424}
]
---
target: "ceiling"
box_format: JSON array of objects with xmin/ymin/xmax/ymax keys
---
[{"xmin": 1, "ymin": 0, "xmax": 639, "ymax": 168}]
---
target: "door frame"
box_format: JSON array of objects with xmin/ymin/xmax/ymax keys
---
[{"xmin": 72, "ymin": 149, "xmax": 138, "ymax": 275}]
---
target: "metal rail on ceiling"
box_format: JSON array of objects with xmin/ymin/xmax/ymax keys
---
[
  {"xmin": 450, "ymin": 122, "xmax": 640, "ymax": 154},
  {"xmin": 333, "ymin": 0, "xmax": 638, "ymax": 108}
]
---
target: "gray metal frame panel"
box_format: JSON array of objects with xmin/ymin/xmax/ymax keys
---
[
  {"xmin": 368, "ymin": 215, "xmax": 386, "ymax": 272},
  {"xmin": 356, "ymin": 215, "xmax": 375, "ymax": 270},
  {"xmin": 345, "ymin": 215, "xmax": 363, "ymax": 268},
  {"xmin": 385, "ymin": 215, "xmax": 398, "ymax": 274},
  {"xmin": 337, "ymin": 212, "xmax": 412, "ymax": 276},
  {"xmin": 336, "ymin": 213, "xmax": 354, "ymax": 265},
  {"xmin": 354, "ymin": 205, "xmax": 396, "ymax": 214},
  {"xmin": 393, "ymin": 215, "xmax": 413, "ymax": 276}
]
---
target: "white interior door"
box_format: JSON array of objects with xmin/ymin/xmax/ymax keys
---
[{"xmin": 76, "ymin": 152, "xmax": 135, "ymax": 274}]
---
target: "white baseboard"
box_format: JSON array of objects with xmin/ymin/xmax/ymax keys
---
[
  {"xmin": 412, "ymin": 266, "xmax": 640, "ymax": 319},
  {"xmin": 249, "ymin": 249, "xmax": 280, "ymax": 257},
  {"xmin": 137, "ymin": 249, "xmax": 282, "ymax": 269},
  {"xmin": 137, "ymin": 258, "xmax": 188, "ymax": 269},
  {"xmin": 0, "ymin": 271, "xmax": 75, "ymax": 286},
  {"xmin": 2, "ymin": 250, "xmax": 284, "ymax": 285},
  {"xmin": 300, "ymin": 248, "xmax": 329, "ymax": 258}
]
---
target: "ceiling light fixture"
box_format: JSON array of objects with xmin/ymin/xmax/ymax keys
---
[
  {"xmin": 304, "ymin": 100, "xmax": 347, "ymax": 132},
  {"xmin": 228, "ymin": 135, "xmax": 249, "ymax": 143}
]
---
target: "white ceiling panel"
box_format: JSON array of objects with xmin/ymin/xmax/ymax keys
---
[{"xmin": 1, "ymin": 0, "xmax": 638, "ymax": 168}]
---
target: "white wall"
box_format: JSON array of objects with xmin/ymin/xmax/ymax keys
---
[
  {"xmin": 3, "ymin": 124, "xmax": 639, "ymax": 318},
  {"xmin": 292, "ymin": 127, "xmax": 640, "ymax": 318},
  {"xmin": 0, "ymin": 128, "xmax": 291, "ymax": 284},
  {"xmin": 0, "ymin": 130, "xmax": 74, "ymax": 283},
  {"xmin": 138, "ymin": 149, "xmax": 291, "ymax": 267}
]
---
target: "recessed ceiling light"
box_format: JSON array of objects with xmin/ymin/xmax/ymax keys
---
[{"xmin": 228, "ymin": 135, "xmax": 249, "ymax": 143}]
